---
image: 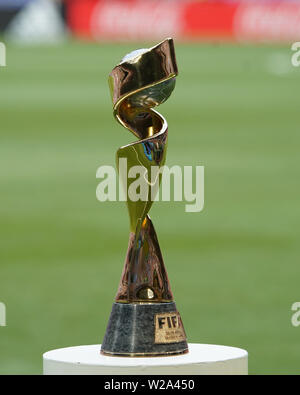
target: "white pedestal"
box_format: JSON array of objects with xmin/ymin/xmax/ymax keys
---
[{"xmin": 43, "ymin": 344, "xmax": 248, "ymax": 375}]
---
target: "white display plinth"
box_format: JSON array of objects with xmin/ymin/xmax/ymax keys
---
[{"xmin": 43, "ymin": 344, "xmax": 248, "ymax": 375}]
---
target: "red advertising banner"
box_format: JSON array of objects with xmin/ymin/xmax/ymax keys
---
[
  {"xmin": 182, "ymin": 2, "xmax": 237, "ymax": 40},
  {"xmin": 65, "ymin": 0, "xmax": 300, "ymax": 43}
]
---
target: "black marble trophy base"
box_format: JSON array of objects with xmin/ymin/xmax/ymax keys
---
[{"xmin": 101, "ymin": 302, "xmax": 188, "ymax": 357}]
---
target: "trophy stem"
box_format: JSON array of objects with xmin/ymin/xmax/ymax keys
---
[{"xmin": 116, "ymin": 216, "xmax": 173, "ymax": 303}]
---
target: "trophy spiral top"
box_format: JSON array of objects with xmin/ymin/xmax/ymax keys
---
[
  {"xmin": 109, "ymin": 38, "xmax": 177, "ymax": 130},
  {"xmin": 109, "ymin": 38, "xmax": 178, "ymax": 303}
]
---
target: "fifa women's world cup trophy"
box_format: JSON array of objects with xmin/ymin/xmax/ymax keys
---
[{"xmin": 101, "ymin": 38, "xmax": 188, "ymax": 357}]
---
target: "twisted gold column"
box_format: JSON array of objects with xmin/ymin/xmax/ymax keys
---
[{"xmin": 109, "ymin": 38, "xmax": 178, "ymax": 304}]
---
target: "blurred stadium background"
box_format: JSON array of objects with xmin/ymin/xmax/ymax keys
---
[{"xmin": 0, "ymin": 0, "xmax": 300, "ymax": 374}]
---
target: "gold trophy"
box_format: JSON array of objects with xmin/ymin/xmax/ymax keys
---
[{"xmin": 101, "ymin": 38, "xmax": 188, "ymax": 357}]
